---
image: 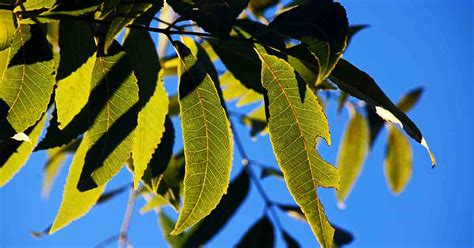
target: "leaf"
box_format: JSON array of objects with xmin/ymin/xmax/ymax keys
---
[
  {"xmin": 269, "ymin": 0, "xmax": 348, "ymax": 84},
  {"xmin": 367, "ymin": 86, "xmax": 424, "ymax": 145},
  {"xmin": 167, "ymin": 0, "xmax": 249, "ymax": 36},
  {"xmin": 330, "ymin": 59, "xmax": 436, "ymax": 166},
  {"xmin": 0, "ymin": 9, "xmax": 15, "ymax": 51},
  {"xmin": 123, "ymin": 24, "xmax": 168, "ymax": 190},
  {"xmin": 55, "ymin": 20, "xmax": 96, "ymax": 129},
  {"xmin": 0, "ymin": 24, "xmax": 55, "ymax": 133},
  {"xmin": 346, "ymin": 25, "xmax": 369, "ymax": 48},
  {"xmin": 42, "ymin": 139, "xmax": 80, "ymax": 198},
  {"xmin": 77, "ymin": 43, "xmax": 139, "ymax": 191},
  {"xmin": 168, "ymin": 94, "xmax": 180, "ymax": 116},
  {"xmin": 14, "ymin": 0, "xmax": 55, "ymax": 12},
  {"xmin": 259, "ymin": 52, "xmax": 338, "ymax": 248},
  {"xmin": 220, "ymin": 71, "xmax": 263, "ymax": 107},
  {"xmin": 153, "ymin": 149, "xmax": 184, "ymax": 211},
  {"xmin": 49, "ymin": 136, "xmax": 107, "ymax": 234},
  {"xmin": 260, "ymin": 167, "xmax": 283, "ymax": 179},
  {"xmin": 333, "ymin": 224, "xmax": 354, "ymax": 247},
  {"xmin": 335, "ymin": 109, "xmax": 369, "ymax": 207},
  {"xmin": 249, "ymin": 0, "xmax": 279, "ymax": 16},
  {"xmin": 384, "ymin": 126, "xmax": 413, "ymax": 195},
  {"xmin": 139, "ymin": 194, "xmax": 168, "ymax": 214},
  {"xmin": 241, "ymin": 104, "xmax": 268, "ymax": 138},
  {"xmin": 282, "ymin": 230, "xmax": 301, "ymax": 248},
  {"xmin": 183, "ymin": 169, "xmax": 250, "ymax": 247},
  {"xmin": 160, "ymin": 212, "xmax": 188, "ymax": 248},
  {"xmin": 0, "ymin": 113, "xmax": 46, "ymax": 187},
  {"xmin": 235, "ymin": 215, "xmax": 274, "ymax": 248},
  {"xmin": 171, "ymin": 41, "xmax": 233, "ymax": 235},
  {"xmin": 103, "ymin": 0, "xmax": 160, "ymax": 51},
  {"xmin": 39, "ymin": 0, "xmax": 102, "ymax": 17}
]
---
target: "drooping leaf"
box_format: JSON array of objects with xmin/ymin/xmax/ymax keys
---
[
  {"xmin": 0, "ymin": 24, "xmax": 55, "ymax": 133},
  {"xmin": 167, "ymin": 0, "xmax": 249, "ymax": 36},
  {"xmin": 77, "ymin": 42, "xmax": 139, "ymax": 191},
  {"xmin": 0, "ymin": 113, "xmax": 46, "ymax": 187},
  {"xmin": 367, "ymin": 86, "xmax": 424, "ymax": 145},
  {"xmin": 55, "ymin": 20, "xmax": 96, "ymax": 129},
  {"xmin": 335, "ymin": 110, "xmax": 369, "ymax": 207},
  {"xmin": 42, "ymin": 139, "xmax": 80, "ymax": 198},
  {"xmin": 330, "ymin": 59, "xmax": 435, "ymax": 166},
  {"xmin": 282, "ymin": 230, "xmax": 301, "ymax": 248},
  {"xmin": 123, "ymin": 24, "xmax": 168, "ymax": 190},
  {"xmin": 235, "ymin": 215, "xmax": 274, "ymax": 248},
  {"xmin": 183, "ymin": 169, "xmax": 250, "ymax": 247},
  {"xmin": 171, "ymin": 41, "xmax": 233, "ymax": 235},
  {"xmin": 260, "ymin": 167, "xmax": 283, "ymax": 180},
  {"xmin": 102, "ymin": 0, "xmax": 160, "ymax": 51},
  {"xmin": 385, "ymin": 126, "xmax": 412, "ymax": 195},
  {"xmin": 0, "ymin": 9, "xmax": 15, "ymax": 51},
  {"xmin": 49, "ymin": 136, "xmax": 106, "ymax": 234},
  {"xmin": 259, "ymin": 52, "xmax": 338, "ymax": 248},
  {"xmin": 269, "ymin": 0, "xmax": 348, "ymax": 84}
]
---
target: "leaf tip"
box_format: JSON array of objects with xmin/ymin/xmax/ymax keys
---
[
  {"xmin": 336, "ymin": 201, "xmax": 346, "ymax": 210},
  {"xmin": 420, "ymin": 137, "xmax": 436, "ymax": 167},
  {"xmin": 11, "ymin": 132, "xmax": 31, "ymax": 142}
]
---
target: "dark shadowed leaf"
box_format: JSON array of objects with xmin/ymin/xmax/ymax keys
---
[
  {"xmin": 330, "ymin": 59, "xmax": 435, "ymax": 166},
  {"xmin": 283, "ymin": 230, "xmax": 301, "ymax": 248},
  {"xmin": 236, "ymin": 215, "xmax": 274, "ymax": 248},
  {"xmin": 0, "ymin": 9, "xmax": 15, "ymax": 51},
  {"xmin": 168, "ymin": 0, "xmax": 248, "ymax": 36},
  {"xmin": 346, "ymin": 25, "xmax": 369, "ymax": 48},
  {"xmin": 260, "ymin": 167, "xmax": 283, "ymax": 180}
]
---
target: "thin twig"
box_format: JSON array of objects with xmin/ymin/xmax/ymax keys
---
[{"xmin": 118, "ymin": 185, "xmax": 136, "ymax": 248}]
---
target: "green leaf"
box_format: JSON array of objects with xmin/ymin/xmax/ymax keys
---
[
  {"xmin": 0, "ymin": 9, "xmax": 15, "ymax": 51},
  {"xmin": 260, "ymin": 167, "xmax": 283, "ymax": 180},
  {"xmin": 139, "ymin": 194, "xmax": 168, "ymax": 214},
  {"xmin": 42, "ymin": 139, "xmax": 80, "ymax": 198},
  {"xmin": 171, "ymin": 41, "xmax": 233, "ymax": 235},
  {"xmin": 269, "ymin": 0, "xmax": 348, "ymax": 83},
  {"xmin": 241, "ymin": 104, "xmax": 268, "ymax": 138},
  {"xmin": 77, "ymin": 43, "xmax": 139, "ymax": 191},
  {"xmin": 55, "ymin": 20, "xmax": 96, "ymax": 129},
  {"xmin": 259, "ymin": 52, "xmax": 338, "ymax": 248},
  {"xmin": 160, "ymin": 212, "xmax": 188, "ymax": 248},
  {"xmin": 39, "ymin": 0, "xmax": 102, "ymax": 17},
  {"xmin": 282, "ymin": 230, "xmax": 301, "ymax": 248},
  {"xmin": 0, "ymin": 25, "xmax": 55, "ymax": 133},
  {"xmin": 249, "ymin": 0, "xmax": 279, "ymax": 16},
  {"xmin": 330, "ymin": 59, "xmax": 436, "ymax": 166},
  {"xmin": 385, "ymin": 126, "xmax": 412, "ymax": 195},
  {"xmin": 236, "ymin": 215, "xmax": 274, "ymax": 248},
  {"xmin": 168, "ymin": 94, "xmax": 180, "ymax": 116},
  {"xmin": 123, "ymin": 26, "xmax": 168, "ymax": 190},
  {"xmin": 14, "ymin": 0, "xmax": 55, "ymax": 12},
  {"xmin": 103, "ymin": 0, "xmax": 160, "ymax": 51},
  {"xmin": 221, "ymin": 71, "xmax": 263, "ymax": 107},
  {"xmin": 0, "ymin": 113, "xmax": 46, "ymax": 187},
  {"xmin": 167, "ymin": 0, "xmax": 249, "ymax": 36},
  {"xmin": 49, "ymin": 136, "xmax": 106, "ymax": 234},
  {"xmin": 335, "ymin": 109, "xmax": 369, "ymax": 207}
]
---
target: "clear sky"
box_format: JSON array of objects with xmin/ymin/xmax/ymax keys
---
[{"xmin": 1, "ymin": 0, "xmax": 473, "ymax": 247}]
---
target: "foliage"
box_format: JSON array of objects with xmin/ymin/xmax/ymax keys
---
[{"xmin": 0, "ymin": 0, "xmax": 436, "ymax": 247}]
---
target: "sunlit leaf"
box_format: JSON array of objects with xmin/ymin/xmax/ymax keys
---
[
  {"xmin": 14, "ymin": 0, "xmax": 55, "ymax": 12},
  {"xmin": 139, "ymin": 194, "xmax": 168, "ymax": 214},
  {"xmin": 336, "ymin": 110, "xmax": 369, "ymax": 207},
  {"xmin": 55, "ymin": 20, "xmax": 96, "ymax": 129},
  {"xmin": 221, "ymin": 71, "xmax": 263, "ymax": 107},
  {"xmin": 42, "ymin": 139, "xmax": 80, "ymax": 198},
  {"xmin": 171, "ymin": 41, "xmax": 233, "ymax": 235},
  {"xmin": 0, "ymin": 9, "xmax": 15, "ymax": 51},
  {"xmin": 385, "ymin": 126, "xmax": 412, "ymax": 195},
  {"xmin": 123, "ymin": 25, "xmax": 168, "ymax": 190},
  {"xmin": 259, "ymin": 52, "xmax": 338, "ymax": 248},
  {"xmin": 330, "ymin": 59, "xmax": 435, "ymax": 166},
  {"xmin": 77, "ymin": 43, "xmax": 139, "ymax": 191},
  {"xmin": 49, "ymin": 136, "xmax": 106, "ymax": 234},
  {"xmin": 0, "ymin": 25, "xmax": 55, "ymax": 133},
  {"xmin": 236, "ymin": 215, "xmax": 274, "ymax": 248},
  {"xmin": 0, "ymin": 113, "xmax": 46, "ymax": 187}
]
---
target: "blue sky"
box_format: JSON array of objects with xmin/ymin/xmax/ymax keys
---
[{"xmin": 1, "ymin": 0, "xmax": 473, "ymax": 247}]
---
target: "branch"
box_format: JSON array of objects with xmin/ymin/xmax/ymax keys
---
[{"xmin": 118, "ymin": 185, "xmax": 137, "ymax": 248}]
